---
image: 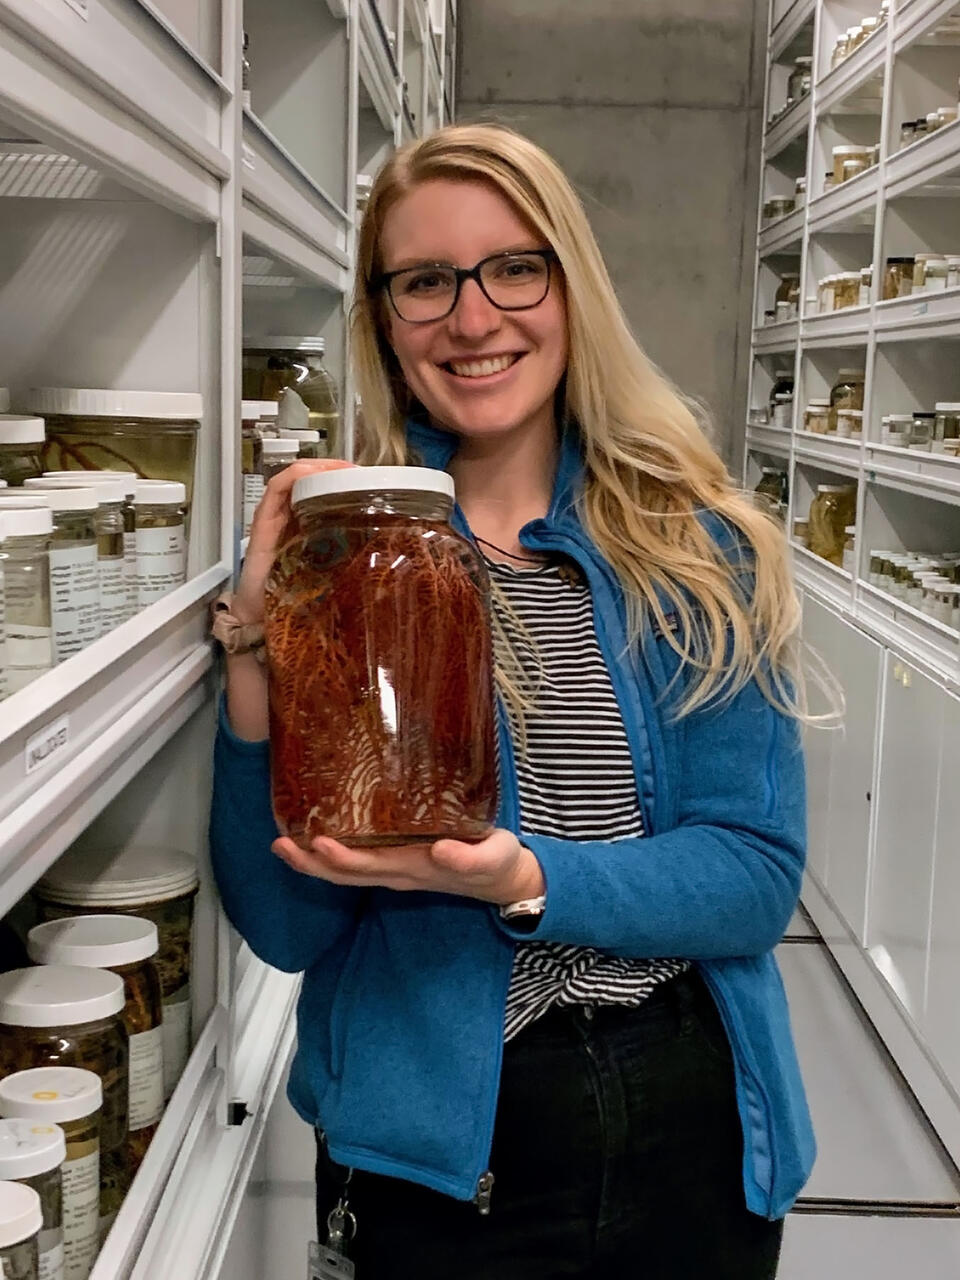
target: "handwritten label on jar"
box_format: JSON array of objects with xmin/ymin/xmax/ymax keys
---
[
  {"xmin": 98, "ymin": 555, "xmax": 127, "ymax": 633},
  {"xmin": 128, "ymin": 1025, "xmax": 164, "ymax": 1130},
  {"xmin": 25, "ymin": 715, "xmax": 70, "ymax": 776},
  {"xmin": 62, "ymin": 1141, "xmax": 99, "ymax": 1280},
  {"xmin": 162, "ymin": 989, "xmax": 191, "ymax": 1098},
  {"xmin": 136, "ymin": 525, "xmax": 186, "ymax": 608},
  {"xmin": 49, "ymin": 543, "xmax": 101, "ymax": 658}
]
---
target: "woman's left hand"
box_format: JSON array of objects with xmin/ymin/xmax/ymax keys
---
[{"xmin": 272, "ymin": 828, "xmax": 545, "ymax": 907}]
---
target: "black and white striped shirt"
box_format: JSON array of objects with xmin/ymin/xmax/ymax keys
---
[{"xmin": 487, "ymin": 554, "xmax": 689, "ymax": 1043}]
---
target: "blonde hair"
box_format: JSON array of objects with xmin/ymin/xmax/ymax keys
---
[{"xmin": 351, "ymin": 122, "xmax": 807, "ymax": 719}]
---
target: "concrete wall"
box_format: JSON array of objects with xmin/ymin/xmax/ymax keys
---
[{"xmin": 456, "ymin": 0, "xmax": 768, "ymax": 469}]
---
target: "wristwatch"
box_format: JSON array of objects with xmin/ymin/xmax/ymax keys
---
[{"xmin": 498, "ymin": 895, "xmax": 546, "ymax": 929}]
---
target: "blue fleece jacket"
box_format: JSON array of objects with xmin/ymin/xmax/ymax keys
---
[{"xmin": 209, "ymin": 419, "xmax": 815, "ymax": 1219}]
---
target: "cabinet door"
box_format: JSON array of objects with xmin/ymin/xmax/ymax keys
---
[
  {"xmin": 801, "ymin": 597, "xmax": 837, "ymax": 888},
  {"xmin": 867, "ymin": 655, "xmax": 944, "ymax": 1025},
  {"xmin": 823, "ymin": 618, "xmax": 882, "ymax": 944},
  {"xmin": 923, "ymin": 691, "xmax": 960, "ymax": 1092}
]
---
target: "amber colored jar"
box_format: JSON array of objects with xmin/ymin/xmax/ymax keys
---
[
  {"xmin": 808, "ymin": 485, "xmax": 857, "ymax": 565},
  {"xmin": 829, "ymin": 369, "xmax": 865, "ymax": 434},
  {"xmin": 265, "ymin": 466, "xmax": 498, "ymax": 849}
]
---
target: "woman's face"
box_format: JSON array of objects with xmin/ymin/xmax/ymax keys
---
[{"xmin": 378, "ymin": 178, "xmax": 568, "ymax": 444}]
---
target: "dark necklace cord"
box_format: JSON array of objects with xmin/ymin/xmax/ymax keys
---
[{"xmin": 473, "ymin": 534, "xmax": 546, "ymax": 565}]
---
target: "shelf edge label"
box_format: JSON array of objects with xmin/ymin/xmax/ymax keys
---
[{"xmin": 25, "ymin": 715, "xmax": 71, "ymax": 777}]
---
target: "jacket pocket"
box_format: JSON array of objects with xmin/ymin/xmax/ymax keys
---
[{"xmin": 328, "ymin": 917, "xmax": 371, "ymax": 1079}]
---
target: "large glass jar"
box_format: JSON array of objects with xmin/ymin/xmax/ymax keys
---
[
  {"xmin": 0, "ymin": 1068, "xmax": 102, "ymax": 1280},
  {"xmin": 768, "ymin": 371, "xmax": 795, "ymax": 424},
  {"xmin": 0, "ymin": 506, "xmax": 54, "ymax": 697},
  {"xmin": 34, "ymin": 847, "xmax": 199, "ymax": 1101},
  {"xmin": 934, "ymin": 403, "xmax": 960, "ymax": 453},
  {"xmin": 0, "ymin": 1180, "xmax": 42, "ymax": 1280},
  {"xmin": 829, "ymin": 369, "xmax": 865, "ymax": 434},
  {"xmin": 27, "ymin": 390, "xmax": 201, "ymax": 516},
  {"xmin": 803, "ymin": 400, "xmax": 832, "ymax": 434},
  {"xmin": 0, "ymin": 417, "xmax": 45, "ymax": 487},
  {"xmin": 834, "ymin": 272, "xmax": 862, "ymax": 310},
  {"xmin": 883, "ymin": 257, "xmax": 914, "ymax": 300},
  {"xmin": 0, "ymin": 1119, "xmax": 65, "ymax": 1280},
  {"xmin": 27, "ymin": 917, "xmax": 164, "ymax": 1177},
  {"xmin": 242, "ymin": 338, "xmax": 340, "ymax": 457},
  {"xmin": 265, "ymin": 466, "xmax": 499, "ymax": 849},
  {"xmin": 808, "ymin": 485, "xmax": 857, "ymax": 565},
  {"xmin": 787, "ymin": 56, "xmax": 812, "ymax": 102},
  {"xmin": 0, "ymin": 966, "xmax": 128, "ymax": 1237},
  {"xmin": 754, "ymin": 468, "xmax": 787, "ymax": 517},
  {"xmin": 832, "ymin": 145, "xmax": 872, "ymax": 184},
  {"xmin": 133, "ymin": 481, "xmax": 186, "ymax": 608}
]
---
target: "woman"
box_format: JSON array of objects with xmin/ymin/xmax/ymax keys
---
[{"xmin": 211, "ymin": 123, "xmax": 814, "ymax": 1279}]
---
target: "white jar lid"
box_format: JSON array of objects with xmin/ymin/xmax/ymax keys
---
[
  {"xmin": 19, "ymin": 483, "xmax": 98, "ymax": 512},
  {"xmin": 37, "ymin": 845, "xmax": 199, "ymax": 906},
  {"xmin": 261, "ymin": 438, "xmax": 301, "ymax": 456},
  {"xmin": 883, "ymin": 413, "xmax": 914, "ymax": 423},
  {"xmin": 0, "ymin": 388, "xmax": 8, "ymax": 412},
  {"xmin": 0, "ymin": 506, "xmax": 54, "ymax": 538},
  {"xmin": 935, "ymin": 403, "xmax": 960, "ymax": 412},
  {"xmin": 0, "ymin": 1068, "xmax": 102, "ymax": 1122},
  {"xmin": 837, "ymin": 369, "xmax": 865, "ymax": 377},
  {"xmin": 838, "ymin": 409, "xmax": 863, "ymax": 418},
  {"xmin": 25, "ymin": 389, "xmax": 202, "ymax": 420},
  {"xmin": 134, "ymin": 480, "xmax": 185, "ymax": 505},
  {"xmin": 241, "ymin": 400, "xmax": 279, "ymax": 420},
  {"xmin": 0, "ymin": 1180, "xmax": 42, "ymax": 1247},
  {"xmin": 817, "ymin": 484, "xmax": 853, "ymax": 493},
  {"xmin": 285, "ymin": 429, "xmax": 321, "ymax": 442},
  {"xmin": 833, "ymin": 144, "xmax": 869, "ymax": 156},
  {"xmin": 42, "ymin": 471, "xmax": 138, "ymax": 499},
  {"xmin": 28, "ymin": 915, "xmax": 159, "ymax": 969},
  {"xmin": 247, "ymin": 336, "xmax": 324, "ymax": 355},
  {"xmin": 0, "ymin": 415, "xmax": 45, "ymax": 443},
  {"xmin": 0, "ymin": 965, "xmax": 124, "ymax": 1027},
  {"xmin": 293, "ymin": 465, "xmax": 455, "ymax": 507},
  {"xmin": 32, "ymin": 477, "xmax": 128, "ymax": 505},
  {"xmin": 0, "ymin": 1119, "xmax": 66, "ymax": 1179},
  {"xmin": 0, "ymin": 492, "xmax": 49, "ymax": 507}
]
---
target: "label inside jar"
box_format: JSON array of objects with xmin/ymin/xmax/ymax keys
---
[
  {"xmin": 136, "ymin": 524, "xmax": 186, "ymax": 607},
  {"xmin": 98, "ymin": 554, "xmax": 128, "ymax": 633},
  {"xmin": 242, "ymin": 473, "xmax": 264, "ymax": 538},
  {"xmin": 62, "ymin": 1139, "xmax": 99, "ymax": 1280},
  {"xmin": 49, "ymin": 543, "xmax": 101, "ymax": 658},
  {"xmin": 162, "ymin": 986, "xmax": 192, "ymax": 1098},
  {"xmin": 123, "ymin": 531, "xmax": 138, "ymax": 617},
  {"xmin": 128, "ymin": 1023, "xmax": 164, "ymax": 1129}
]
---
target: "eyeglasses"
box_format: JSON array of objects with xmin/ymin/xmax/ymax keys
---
[{"xmin": 370, "ymin": 249, "xmax": 559, "ymax": 324}]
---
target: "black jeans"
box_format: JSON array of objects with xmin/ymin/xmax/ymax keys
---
[{"xmin": 315, "ymin": 969, "xmax": 783, "ymax": 1278}]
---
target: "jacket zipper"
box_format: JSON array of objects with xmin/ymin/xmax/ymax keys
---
[{"xmin": 473, "ymin": 1170, "xmax": 495, "ymax": 1214}]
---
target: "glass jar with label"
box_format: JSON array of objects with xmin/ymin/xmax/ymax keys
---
[
  {"xmin": 0, "ymin": 1068, "xmax": 102, "ymax": 1280},
  {"xmin": 0, "ymin": 505, "xmax": 54, "ymax": 698},
  {"xmin": 768, "ymin": 372, "xmax": 794, "ymax": 424},
  {"xmin": 841, "ymin": 157, "xmax": 869, "ymax": 184},
  {"xmin": 754, "ymin": 468, "xmax": 787, "ymax": 516},
  {"xmin": 830, "ymin": 370, "xmax": 865, "ymax": 433},
  {"xmin": 241, "ymin": 402, "xmax": 279, "ymax": 539},
  {"xmin": 921, "ymin": 256, "xmax": 950, "ymax": 291},
  {"xmin": 836, "ymin": 408, "xmax": 863, "ymax": 438},
  {"xmin": 881, "ymin": 413, "xmax": 913, "ymax": 447},
  {"xmin": 26, "ymin": 389, "xmax": 201, "ymax": 517},
  {"xmin": 803, "ymin": 400, "xmax": 832, "ymax": 434},
  {"xmin": 41, "ymin": 473, "xmax": 137, "ymax": 622},
  {"xmin": 134, "ymin": 481, "xmax": 186, "ymax": 608},
  {"xmin": 808, "ymin": 485, "xmax": 857, "ymax": 565},
  {"xmin": 834, "ymin": 272, "xmax": 862, "ymax": 310},
  {"xmin": 260, "ymin": 439, "xmax": 300, "ymax": 484},
  {"xmin": 934, "ymin": 403, "xmax": 960, "ymax": 453},
  {"xmin": 0, "ymin": 1119, "xmax": 65, "ymax": 1280},
  {"xmin": 859, "ymin": 265, "xmax": 873, "ymax": 306},
  {"xmin": 909, "ymin": 412, "xmax": 936, "ymax": 451},
  {"xmin": 883, "ymin": 257, "xmax": 915, "ymax": 300},
  {"xmin": 34, "ymin": 848, "xmax": 199, "ymax": 1102},
  {"xmin": 265, "ymin": 467, "xmax": 498, "ymax": 849},
  {"xmin": 31, "ymin": 488, "xmax": 101, "ymax": 661},
  {"xmin": 772, "ymin": 392, "xmax": 794, "ymax": 430},
  {"xmin": 832, "ymin": 33, "xmax": 850, "ymax": 67},
  {"xmin": 0, "ymin": 1180, "xmax": 42, "ymax": 1280},
  {"xmin": 284, "ymin": 429, "xmax": 324, "ymax": 461},
  {"xmin": 913, "ymin": 254, "xmax": 941, "ymax": 291},
  {"xmin": 832, "ymin": 145, "xmax": 872, "ymax": 185},
  {"xmin": 787, "ymin": 56, "xmax": 812, "ymax": 103},
  {"xmin": 0, "ymin": 967, "xmax": 127, "ymax": 1237},
  {"xmin": 0, "ymin": 417, "xmax": 45, "ymax": 487},
  {"xmin": 242, "ymin": 338, "xmax": 340, "ymax": 456},
  {"xmin": 842, "ymin": 526, "xmax": 857, "ymax": 575},
  {"xmin": 27, "ymin": 917, "xmax": 164, "ymax": 1178}
]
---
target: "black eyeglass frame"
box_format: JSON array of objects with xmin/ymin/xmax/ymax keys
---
[{"xmin": 369, "ymin": 248, "xmax": 560, "ymax": 324}]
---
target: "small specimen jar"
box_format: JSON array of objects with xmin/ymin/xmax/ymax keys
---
[
  {"xmin": 0, "ymin": 1067, "xmax": 102, "ymax": 1280},
  {"xmin": 27, "ymin": 917, "xmax": 164, "ymax": 1177},
  {"xmin": 832, "ymin": 145, "xmax": 871, "ymax": 184},
  {"xmin": 0, "ymin": 1180, "xmax": 42, "ymax": 1280},
  {"xmin": 803, "ymin": 400, "xmax": 832, "ymax": 434},
  {"xmin": 259, "ymin": 439, "xmax": 300, "ymax": 484},
  {"xmin": 241, "ymin": 401, "xmax": 278, "ymax": 538},
  {"xmin": 242, "ymin": 337, "xmax": 340, "ymax": 454},
  {"xmin": 883, "ymin": 257, "xmax": 915, "ymax": 300},
  {"xmin": 0, "ymin": 505, "xmax": 54, "ymax": 696},
  {"xmin": 829, "ymin": 370, "xmax": 865, "ymax": 433},
  {"xmin": 0, "ymin": 966, "xmax": 128, "ymax": 1237},
  {"xmin": 133, "ymin": 481, "xmax": 186, "ymax": 608},
  {"xmin": 0, "ymin": 1119, "xmax": 65, "ymax": 1280},
  {"xmin": 933, "ymin": 403, "xmax": 960, "ymax": 453},
  {"xmin": 836, "ymin": 409, "xmax": 863, "ymax": 438},
  {"xmin": 265, "ymin": 466, "xmax": 499, "ymax": 849},
  {"xmin": 35, "ymin": 847, "xmax": 199, "ymax": 1101},
  {"xmin": 0, "ymin": 417, "xmax": 45, "ymax": 487},
  {"xmin": 909, "ymin": 412, "xmax": 936, "ymax": 451},
  {"xmin": 41, "ymin": 474, "xmax": 138, "ymax": 620}
]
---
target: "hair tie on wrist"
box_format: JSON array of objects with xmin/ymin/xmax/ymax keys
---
[{"xmin": 211, "ymin": 593, "xmax": 267, "ymax": 663}]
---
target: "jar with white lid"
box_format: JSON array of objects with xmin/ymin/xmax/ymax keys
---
[
  {"xmin": 808, "ymin": 484, "xmax": 857, "ymax": 565},
  {"xmin": 0, "ymin": 506, "xmax": 54, "ymax": 697},
  {"xmin": 842, "ymin": 526, "xmax": 857, "ymax": 575},
  {"xmin": 260, "ymin": 438, "xmax": 300, "ymax": 485},
  {"xmin": 0, "ymin": 1069, "xmax": 101, "ymax": 1280},
  {"xmin": 25, "ymin": 389, "xmax": 201, "ymax": 516},
  {"xmin": 912, "ymin": 253, "xmax": 942, "ymax": 291},
  {"xmin": 803, "ymin": 400, "xmax": 832, "ymax": 434},
  {"xmin": 933, "ymin": 403, "xmax": 960, "ymax": 453},
  {"xmin": 39, "ymin": 474, "xmax": 137, "ymax": 621},
  {"xmin": 24, "ymin": 488, "xmax": 101, "ymax": 660},
  {"xmin": 948, "ymin": 257, "xmax": 960, "ymax": 290},
  {"xmin": 0, "ymin": 1119, "xmax": 65, "ymax": 1280},
  {"xmin": 837, "ymin": 408, "xmax": 863, "ymax": 438},
  {"xmin": 0, "ymin": 967, "xmax": 127, "ymax": 1237},
  {"xmin": 266, "ymin": 466, "xmax": 498, "ymax": 849},
  {"xmin": 819, "ymin": 276, "xmax": 837, "ymax": 312},
  {"xmin": 34, "ymin": 847, "xmax": 199, "ymax": 1100},
  {"xmin": 881, "ymin": 413, "xmax": 913, "ymax": 447},
  {"xmin": 240, "ymin": 401, "xmax": 279, "ymax": 538},
  {"xmin": 832, "ymin": 144, "xmax": 872, "ymax": 185},
  {"xmin": 772, "ymin": 392, "xmax": 793, "ymax": 430},
  {"xmin": 0, "ymin": 1180, "xmax": 42, "ymax": 1279},
  {"xmin": 133, "ymin": 481, "xmax": 186, "ymax": 608},
  {"xmin": 284, "ymin": 429, "xmax": 324, "ymax": 461},
  {"xmin": 909, "ymin": 412, "xmax": 936, "ymax": 451},
  {"xmin": 830, "ymin": 370, "xmax": 865, "ymax": 433},
  {"xmin": 0, "ymin": 417, "xmax": 45, "ymax": 487},
  {"xmin": 922, "ymin": 256, "xmax": 950, "ymax": 291},
  {"xmin": 27, "ymin": 918, "xmax": 163, "ymax": 1177}
]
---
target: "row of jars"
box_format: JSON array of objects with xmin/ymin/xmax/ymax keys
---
[
  {"xmin": 762, "ymin": 272, "xmax": 802, "ymax": 326},
  {"xmin": 761, "ymin": 177, "xmax": 805, "ymax": 225},
  {"xmin": 830, "ymin": 2, "xmax": 889, "ymax": 70},
  {"xmin": 799, "ymin": 368, "xmax": 865, "ymax": 438},
  {"xmin": 899, "ymin": 106, "xmax": 959, "ymax": 150},
  {"xmin": 882, "ymin": 254, "xmax": 960, "ymax": 300},
  {"xmin": 767, "ymin": 54, "xmax": 813, "ymax": 129},
  {"xmin": 814, "ymin": 266, "xmax": 872, "ymax": 313},
  {"xmin": 826, "ymin": 143, "xmax": 880, "ymax": 190},
  {"xmin": 880, "ymin": 404, "xmax": 960, "ymax": 456},
  {"xmin": 0, "ymin": 478, "xmax": 187, "ymax": 700},
  {"xmin": 868, "ymin": 551, "xmax": 960, "ymax": 628},
  {"xmin": 0, "ymin": 844, "xmax": 198, "ymax": 1280},
  {"xmin": 240, "ymin": 401, "xmax": 327, "ymax": 537}
]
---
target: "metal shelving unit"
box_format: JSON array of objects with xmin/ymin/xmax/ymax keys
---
[
  {"xmin": 0, "ymin": 1, "xmax": 455, "ymax": 1275},
  {"xmin": 746, "ymin": 0, "xmax": 960, "ymax": 1175}
]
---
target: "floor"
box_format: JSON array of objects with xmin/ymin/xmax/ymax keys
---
[{"xmin": 223, "ymin": 903, "xmax": 960, "ymax": 1278}]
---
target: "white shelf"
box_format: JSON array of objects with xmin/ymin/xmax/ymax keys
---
[
  {"xmin": 873, "ymin": 288, "xmax": 960, "ymax": 343},
  {"xmin": 814, "ymin": 31, "xmax": 886, "ymax": 119},
  {"xmin": 801, "ymin": 306, "xmax": 871, "ymax": 347},
  {"xmin": 770, "ymin": 0, "xmax": 815, "ymax": 61},
  {"xmin": 758, "ymin": 207, "xmax": 806, "ymax": 256},
  {"xmin": 746, "ymin": 424, "xmax": 793, "ymax": 454},
  {"xmin": 359, "ymin": 0, "xmax": 401, "ymax": 132},
  {"xmin": 753, "ymin": 318, "xmax": 800, "ymax": 353},
  {"xmin": 885, "ymin": 119, "xmax": 960, "ymax": 201},
  {"xmin": 894, "ymin": 0, "xmax": 960, "ymax": 52},
  {"xmin": 857, "ymin": 579, "xmax": 960, "ymax": 677},
  {"xmin": 793, "ymin": 431, "xmax": 863, "ymax": 468},
  {"xmin": 864, "ymin": 443, "xmax": 960, "ymax": 504},
  {"xmin": 792, "ymin": 543, "xmax": 855, "ymax": 609},
  {"xmin": 807, "ymin": 168, "xmax": 879, "ymax": 234},
  {"xmin": 764, "ymin": 96, "xmax": 811, "ymax": 160}
]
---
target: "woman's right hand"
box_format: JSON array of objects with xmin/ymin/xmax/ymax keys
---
[{"xmin": 234, "ymin": 459, "xmax": 355, "ymax": 624}]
